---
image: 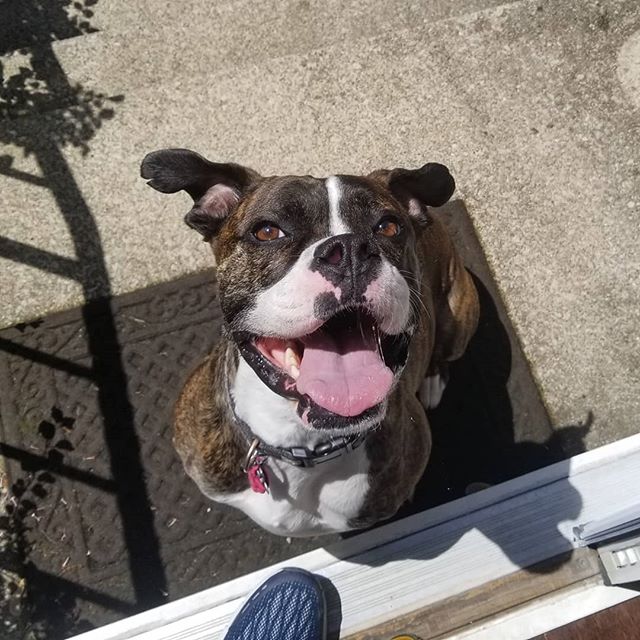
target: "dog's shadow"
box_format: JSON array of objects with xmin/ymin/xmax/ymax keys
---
[
  {"xmin": 337, "ymin": 233, "xmax": 590, "ymax": 573},
  {"xmin": 414, "ymin": 274, "xmax": 585, "ymax": 553}
]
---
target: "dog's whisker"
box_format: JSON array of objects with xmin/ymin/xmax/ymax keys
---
[
  {"xmin": 357, "ymin": 307, "xmax": 367, "ymax": 343},
  {"xmin": 374, "ymin": 324, "xmax": 384, "ymax": 361},
  {"xmin": 406, "ymin": 283, "xmax": 430, "ymax": 324}
]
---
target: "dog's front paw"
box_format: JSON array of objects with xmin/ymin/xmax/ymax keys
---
[{"xmin": 419, "ymin": 373, "xmax": 447, "ymax": 410}]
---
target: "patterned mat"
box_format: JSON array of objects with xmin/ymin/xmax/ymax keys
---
[{"xmin": 0, "ymin": 201, "xmax": 586, "ymax": 639}]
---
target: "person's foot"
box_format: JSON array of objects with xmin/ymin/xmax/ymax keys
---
[{"xmin": 224, "ymin": 567, "xmax": 327, "ymax": 640}]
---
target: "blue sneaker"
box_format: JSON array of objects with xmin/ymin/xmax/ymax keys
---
[{"xmin": 224, "ymin": 568, "xmax": 327, "ymax": 640}]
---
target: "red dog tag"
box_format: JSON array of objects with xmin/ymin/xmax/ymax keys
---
[{"xmin": 247, "ymin": 458, "xmax": 269, "ymax": 494}]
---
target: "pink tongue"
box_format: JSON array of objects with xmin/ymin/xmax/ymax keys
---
[{"xmin": 296, "ymin": 327, "xmax": 393, "ymax": 417}]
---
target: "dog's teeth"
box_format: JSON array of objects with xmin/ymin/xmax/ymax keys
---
[
  {"xmin": 285, "ymin": 346, "xmax": 300, "ymax": 368},
  {"xmin": 284, "ymin": 346, "xmax": 301, "ymax": 379}
]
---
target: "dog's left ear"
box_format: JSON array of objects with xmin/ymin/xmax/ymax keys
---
[
  {"xmin": 141, "ymin": 148, "xmax": 260, "ymax": 240},
  {"xmin": 369, "ymin": 163, "xmax": 455, "ymax": 222}
]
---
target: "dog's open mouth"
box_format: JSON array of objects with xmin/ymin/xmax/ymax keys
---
[{"xmin": 240, "ymin": 309, "xmax": 410, "ymax": 421}]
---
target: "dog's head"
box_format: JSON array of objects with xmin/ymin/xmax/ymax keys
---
[{"xmin": 141, "ymin": 149, "xmax": 454, "ymax": 433}]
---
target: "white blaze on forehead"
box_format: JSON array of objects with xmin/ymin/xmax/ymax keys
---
[{"xmin": 326, "ymin": 176, "xmax": 350, "ymax": 235}]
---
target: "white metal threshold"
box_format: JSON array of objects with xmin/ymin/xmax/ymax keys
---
[{"xmin": 71, "ymin": 432, "xmax": 640, "ymax": 640}]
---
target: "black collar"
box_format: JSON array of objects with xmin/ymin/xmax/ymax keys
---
[{"xmin": 228, "ymin": 385, "xmax": 370, "ymax": 468}]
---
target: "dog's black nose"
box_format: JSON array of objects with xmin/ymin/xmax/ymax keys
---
[{"xmin": 313, "ymin": 234, "xmax": 380, "ymax": 280}]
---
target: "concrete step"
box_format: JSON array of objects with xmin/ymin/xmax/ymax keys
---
[
  {"xmin": 0, "ymin": 0, "xmax": 639, "ymax": 452},
  {"xmin": 0, "ymin": 0, "xmax": 532, "ymax": 323},
  {"xmin": 69, "ymin": 0, "xmax": 518, "ymax": 81},
  {"xmin": 0, "ymin": 0, "xmax": 518, "ymax": 98}
]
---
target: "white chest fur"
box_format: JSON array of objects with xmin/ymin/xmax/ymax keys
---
[{"xmin": 213, "ymin": 360, "xmax": 371, "ymax": 537}]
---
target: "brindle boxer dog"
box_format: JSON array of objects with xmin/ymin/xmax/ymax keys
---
[{"xmin": 141, "ymin": 149, "xmax": 479, "ymax": 536}]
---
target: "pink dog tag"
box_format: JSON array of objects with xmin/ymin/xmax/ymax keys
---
[{"xmin": 247, "ymin": 458, "xmax": 269, "ymax": 494}]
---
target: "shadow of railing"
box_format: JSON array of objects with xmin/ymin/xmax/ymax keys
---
[{"xmin": 0, "ymin": 2, "xmax": 167, "ymax": 637}]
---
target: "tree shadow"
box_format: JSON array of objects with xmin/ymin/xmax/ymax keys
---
[
  {"xmin": 0, "ymin": 0, "xmax": 98, "ymax": 57},
  {"xmin": 0, "ymin": 2, "xmax": 166, "ymax": 638},
  {"xmin": 0, "ymin": 408, "xmax": 103, "ymax": 637}
]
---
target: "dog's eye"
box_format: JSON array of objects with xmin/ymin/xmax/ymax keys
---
[
  {"xmin": 374, "ymin": 216, "xmax": 401, "ymax": 237},
  {"xmin": 253, "ymin": 223, "xmax": 285, "ymax": 242}
]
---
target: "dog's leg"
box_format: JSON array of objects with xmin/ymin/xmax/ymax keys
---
[
  {"xmin": 420, "ymin": 241, "xmax": 479, "ymax": 411},
  {"xmin": 419, "ymin": 364, "xmax": 449, "ymax": 410}
]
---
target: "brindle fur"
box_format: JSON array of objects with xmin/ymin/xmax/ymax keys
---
[
  {"xmin": 174, "ymin": 213, "xmax": 478, "ymax": 525},
  {"xmin": 351, "ymin": 213, "xmax": 478, "ymax": 527},
  {"xmin": 173, "ymin": 341, "xmax": 247, "ymax": 494},
  {"xmin": 143, "ymin": 150, "xmax": 479, "ymax": 529}
]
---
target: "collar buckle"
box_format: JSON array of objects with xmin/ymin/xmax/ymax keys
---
[{"xmin": 242, "ymin": 437, "xmax": 261, "ymax": 473}]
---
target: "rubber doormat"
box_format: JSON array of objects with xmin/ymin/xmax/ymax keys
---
[{"xmin": 0, "ymin": 201, "xmax": 590, "ymax": 639}]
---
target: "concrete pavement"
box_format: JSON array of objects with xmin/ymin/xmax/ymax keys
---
[{"xmin": 0, "ymin": 0, "xmax": 639, "ymax": 450}]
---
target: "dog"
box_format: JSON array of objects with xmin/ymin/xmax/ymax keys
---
[{"xmin": 140, "ymin": 149, "xmax": 479, "ymax": 537}]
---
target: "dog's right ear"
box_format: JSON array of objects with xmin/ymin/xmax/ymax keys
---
[
  {"xmin": 140, "ymin": 148, "xmax": 260, "ymax": 240},
  {"xmin": 368, "ymin": 162, "xmax": 455, "ymax": 226}
]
